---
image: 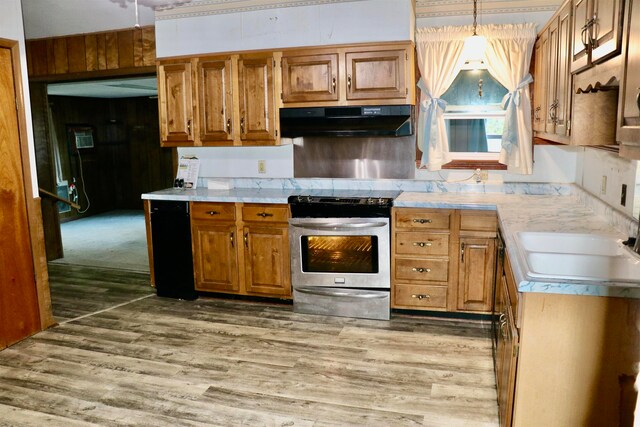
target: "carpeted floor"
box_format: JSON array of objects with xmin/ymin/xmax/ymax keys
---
[{"xmin": 50, "ymin": 210, "xmax": 150, "ymax": 272}]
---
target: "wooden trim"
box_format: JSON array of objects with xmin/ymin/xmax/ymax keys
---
[
  {"xmin": 27, "ymin": 65, "xmax": 156, "ymax": 83},
  {"xmin": 620, "ymin": 143, "xmax": 640, "ymax": 160},
  {"xmin": 442, "ymin": 160, "xmax": 508, "ymax": 170},
  {"xmin": 0, "ymin": 37, "xmax": 55, "ymax": 330},
  {"xmin": 156, "ymin": 40, "xmax": 415, "ymax": 62},
  {"xmin": 143, "ymin": 200, "xmax": 156, "ymax": 288}
]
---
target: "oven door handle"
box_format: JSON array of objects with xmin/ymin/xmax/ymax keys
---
[
  {"xmin": 296, "ymin": 287, "xmax": 389, "ymax": 299},
  {"xmin": 289, "ymin": 221, "xmax": 388, "ymax": 231}
]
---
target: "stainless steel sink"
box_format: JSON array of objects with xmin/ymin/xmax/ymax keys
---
[{"xmin": 514, "ymin": 232, "xmax": 640, "ymax": 283}]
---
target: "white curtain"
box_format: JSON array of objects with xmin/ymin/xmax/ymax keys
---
[
  {"xmin": 415, "ymin": 27, "xmax": 468, "ymax": 170},
  {"xmin": 479, "ymin": 23, "xmax": 537, "ymax": 174}
]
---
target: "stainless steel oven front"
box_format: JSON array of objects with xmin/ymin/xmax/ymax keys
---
[{"xmin": 289, "ymin": 217, "xmax": 391, "ymax": 320}]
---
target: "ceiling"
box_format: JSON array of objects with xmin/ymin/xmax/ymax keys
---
[{"xmin": 47, "ymin": 77, "xmax": 158, "ymax": 98}]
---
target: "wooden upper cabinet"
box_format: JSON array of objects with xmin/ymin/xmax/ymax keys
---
[
  {"xmin": 345, "ymin": 48, "xmax": 407, "ymax": 100},
  {"xmin": 555, "ymin": 2, "xmax": 573, "ymax": 137},
  {"xmin": 238, "ymin": 54, "xmax": 277, "ymax": 143},
  {"xmin": 281, "ymin": 42, "xmax": 414, "ymax": 106},
  {"xmin": 158, "ymin": 60, "xmax": 195, "ymax": 145},
  {"xmin": 617, "ymin": 0, "xmax": 640, "ymax": 149},
  {"xmin": 545, "ymin": 19, "xmax": 560, "ymax": 134},
  {"xmin": 590, "ymin": 0, "xmax": 625, "ymax": 63},
  {"xmin": 571, "ymin": 0, "xmax": 624, "ymax": 72},
  {"xmin": 281, "ymin": 52, "xmax": 339, "ymax": 103},
  {"xmin": 197, "ymin": 56, "xmax": 234, "ymax": 144},
  {"xmin": 532, "ymin": 39, "xmax": 546, "ymax": 132},
  {"xmin": 571, "ymin": 0, "xmax": 591, "ymax": 72}
]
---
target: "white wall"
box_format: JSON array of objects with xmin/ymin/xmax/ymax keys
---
[
  {"xmin": 1, "ymin": 0, "xmax": 38, "ymax": 195},
  {"xmin": 155, "ymin": 0, "xmax": 414, "ymax": 57},
  {"xmin": 22, "ymin": 0, "xmax": 155, "ymax": 39},
  {"xmin": 579, "ymin": 148, "xmax": 639, "ymax": 218}
]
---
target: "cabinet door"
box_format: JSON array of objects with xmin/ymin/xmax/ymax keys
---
[
  {"xmin": 496, "ymin": 280, "xmax": 518, "ymax": 427},
  {"xmin": 243, "ymin": 225, "xmax": 291, "ymax": 297},
  {"xmin": 571, "ymin": 0, "xmax": 592, "ymax": 73},
  {"xmin": 282, "ymin": 53, "xmax": 339, "ymax": 103},
  {"xmin": 545, "ymin": 21, "xmax": 560, "ymax": 134},
  {"xmin": 538, "ymin": 30, "xmax": 551, "ymax": 132},
  {"xmin": 198, "ymin": 57, "xmax": 234, "ymax": 144},
  {"xmin": 618, "ymin": 0, "xmax": 640, "ymax": 145},
  {"xmin": 158, "ymin": 61, "xmax": 195, "ymax": 144},
  {"xmin": 457, "ymin": 237, "xmax": 496, "ymax": 312},
  {"xmin": 555, "ymin": 2, "xmax": 573, "ymax": 137},
  {"xmin": 238, "ymin": 55, "xmax": 277, "ymax": 143},
  {"xmin": 192, "ymin": 221, "xmax": 239, "ymax": 292},
  {"xmin": 0, "ymin": 46, "xmax": 41, "ymax": 349},
  {"xmin": 345, "ymin": 49, "xmax": 407, "ymax": 100},
  {"xmin": 532, "ymin": 39, "xmax": 546, "ymax": 132},
  {"xmin": 590, "ymin": 0, "xmax": 624, "ymax": 63}
]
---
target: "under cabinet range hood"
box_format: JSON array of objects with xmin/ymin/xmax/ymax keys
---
[{"xmin": 280, "ymin": 105, "xmax": 414, "ymax": 138}]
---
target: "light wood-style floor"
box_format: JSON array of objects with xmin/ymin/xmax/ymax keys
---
[{"xmin": 0, "ymin": 264, "xmax": 499, "ymax": 426}]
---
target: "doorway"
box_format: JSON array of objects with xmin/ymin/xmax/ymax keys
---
[{"xmin": 37, "ymin": 76, "xmax": 173, "ymax": 271}]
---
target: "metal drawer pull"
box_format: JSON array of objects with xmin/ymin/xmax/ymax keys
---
[
  {"xmin": 226, "ymin": 118, "xmax": 231, "ymax": 134},
  {"xmin": 257, "ymin": 212, "xmax": 274, "ymax": 218},
  {"xmin": 207, "ymin": 210, "xmax": 219, "ymax": 216},
  {"xmin": 244, "ymin": 232, "xmax": 249, "ymax": 248},
  {"xmin": 230, "ymin": 231, "xmax": 234, "ymax": 247},
  {"xmin": 347, "ymin": 74, "xmax": 352, "ymax": 90},
  {"xmin": 187, "ymin": 119, "xmax": 191, "ymax": 135},
  {"xmin": 240, "ymin": 117, "xmax": 245, "ymax": 134},
  {"xmin": 413, "ymin": 241, "xmax": 432, "ymax": 247},
  {"xmin": 412, "ymin": 267, "xmax": 431, "ymax": 273},
  {"xmin": 412, "ymin": 218, "xmax": 432, "ymax": 224},
  {"xmin": 412, "ymin": 294, "xmax": 431, "ymax": 300},
  {"xmin": 332, "ymin": 77, "xmax": 336, "ymax": 93}
]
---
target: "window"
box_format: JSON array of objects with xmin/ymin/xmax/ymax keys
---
[{"xmin": 440, "ymin": 67, "xmax": 508, "ymax": 168}]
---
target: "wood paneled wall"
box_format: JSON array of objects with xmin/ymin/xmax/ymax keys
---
[
  {"xmin": 48, "ymin": 95, "xmax": 173, "ymax": 223},
  {"xmin": 26, "ymin": 27, "xmax": 155, "ymax": 78}
]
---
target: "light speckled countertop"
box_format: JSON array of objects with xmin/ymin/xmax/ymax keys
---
[
  {"xmin": 395, "ymin": 192, "xmax": 639, "ymax": 299},
  {"xmin": 142, "ymin": 187, "xmax": 640, "ymax": 298}
]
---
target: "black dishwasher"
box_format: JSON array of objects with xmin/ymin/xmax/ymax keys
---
[{"xmin": 150, "ymin": 200, "xmax": 197, "ymax": 300}]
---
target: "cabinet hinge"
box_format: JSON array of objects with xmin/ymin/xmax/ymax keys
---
[
  {"xmin": 275, "ymin": 129, "xmax": 278, "ymax": 137},
  {"xmin": 273, "ymin": 59, "xmax": 276, "ymax": 67}
]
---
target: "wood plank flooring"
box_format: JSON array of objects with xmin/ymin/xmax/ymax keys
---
[{"xmin": 0, "ymin": 265, "xmax": 499, "ymax": 426}]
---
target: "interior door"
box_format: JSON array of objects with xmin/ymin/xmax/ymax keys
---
[{"xmin": 0, "ymin": 44, "xmax": 41, "ymax": 349}]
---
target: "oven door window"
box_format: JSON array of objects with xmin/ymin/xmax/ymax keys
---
[{"xmin": 300, "ymin": 235, "xmax": 379, "ymax": 273}]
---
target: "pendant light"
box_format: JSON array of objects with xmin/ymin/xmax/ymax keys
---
[{"xmin": 462, "ymin": 0, "xmax": 487, "ymax": 66}]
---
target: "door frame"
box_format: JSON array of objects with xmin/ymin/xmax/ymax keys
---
[{"xmin": 0, "ymin": 37, "xmax": 55, "ymax": 330}]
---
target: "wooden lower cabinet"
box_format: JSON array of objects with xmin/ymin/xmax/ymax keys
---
[
  {"xmin": 495, "ymin": 250, "xmax": 639, "ymax": 426},
  {"xmin": 457, "ymin": 237, "xmax": 496, "ymax": 312},
  {"xmin": 243, "ymin": 224, "xmax": 290, "ymax": 297},
  {"xmin": 192, "ymin": 221, "xmax": 239, "ymax": 293},
  {"xmin": 191, "ymin": 202, "xmax": 291, "ymax": 298},
  {"xmin": 391, "ymin": 208, "xmax": 497, "ymax": 314}
]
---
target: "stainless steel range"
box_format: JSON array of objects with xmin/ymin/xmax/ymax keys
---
[{"xmin": 288, "ymin": 192, "xmax": 398, "ymax": 320}]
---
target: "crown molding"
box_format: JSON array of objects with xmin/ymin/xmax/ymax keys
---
[
  {"xmin": 415, "ymin": 0, "xmax": 561, "ymax": 18},
  {"xmin": 156, "ymin": 0, "xmax": 368, "ymax": 20}
]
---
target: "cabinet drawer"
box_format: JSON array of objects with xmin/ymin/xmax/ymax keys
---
[
  {"xmin": 191, "ymin": 202, "xmax": 236, "ymax": 221},
  {"xmin": 460, "ymin": 210, "xmax": 498, "ymax": 233},
  {"xmin": 242, "ymin": 204, "xmax": 289, "ymax": 223},
  {"xmin": 394, "ymin": 258, "xmax": 449, "ymax": 282},
  {"xmin": 395, "ymin": 232, "xmax": 449, "ymax": 256},
  {"xmin": 393, "ymin": 284, "xmax": 447, "ymax": 309},
  {"xmin": 395, "ymin": 209, "xmax": 451, "ymax": 230}
]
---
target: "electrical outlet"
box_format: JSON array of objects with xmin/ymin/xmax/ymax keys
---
[
  {"xmin": 480, "ymin": 170, "xmax": 488, "ymax": 181},
  {"xmin": 258, "ymin": 160, "xmax": 266, "ymax": 174},
  {"xmin": 601, "ymin": 175, "xmax": 607, "ymax": 194}
]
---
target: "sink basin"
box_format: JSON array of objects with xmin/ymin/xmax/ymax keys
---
[
  {"xmin": 514, "ymin": 232, "xmax": 640, "ymax": 283},
  {"xmin": 516, "ymin": 231, "xmax": 625, "ymax": 256}
]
